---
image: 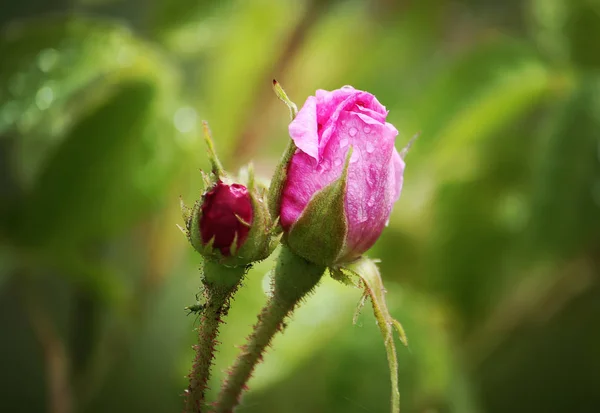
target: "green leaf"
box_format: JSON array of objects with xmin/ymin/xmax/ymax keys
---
[
  {"xmin": 405, "ymin": 38, "xmax": 552, "ymax": 182},
  {"xmin": 344, "ymin": 257, "xmax": 408, "ymax": 413},
  {"xmin": 0, "ymin": 16, "xmax": 179, "ymax": 189},
  {"xmin": 528, "ymin": 77, "xmax": 600, "ymax": 257},
  {"xmin": 564, "ymin": 0, "xmax": 600, "ymax": 70}
]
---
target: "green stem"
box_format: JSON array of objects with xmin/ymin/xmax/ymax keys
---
[
  {"xmin": 212, "ymin": 247, "xmax": 325, "ymax": 413},
  {"xmin": 184, "ymin": 261, "xmax": 246, "ymax": 413}
]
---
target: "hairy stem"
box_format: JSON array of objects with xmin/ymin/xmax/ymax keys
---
[
  {"xmin": 212, "ymin": 247, "xmax": 325, "ymax": 413},
  {"xmin": 184, "ymin": 261, "xmax": 246, "ymax": 413}
]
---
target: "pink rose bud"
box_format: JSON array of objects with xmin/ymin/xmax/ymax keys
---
[
  {"xmin": 279, "ymin": 86, "xmax": 405, "ymax": 265},
  {"xmin": 200, "ymin": 181, "xmax": 253, "ymax": 256}
]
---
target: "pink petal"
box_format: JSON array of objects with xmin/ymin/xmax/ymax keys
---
[{"xmin": 288, "ymin": 96, "xmax": 319, "ymax": 162}]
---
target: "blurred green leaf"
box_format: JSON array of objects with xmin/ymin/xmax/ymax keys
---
[
  {"xmin": 20, "ymin": 81, "xmax": 156, "ymax": 245},
  {"xmin": 528, "ymin": 77, "xmax": 600, "ymax": 257},
  {"xmin": 564, "ymin": 0, "xmax": 600, "ymax": 70},
  {"xmin": 412, "ymin": 39, "xmax": 550, "ymax": 179},
  {"xmin": 0, "ymin": 15, "xmax": 180, "ymax": 189}
]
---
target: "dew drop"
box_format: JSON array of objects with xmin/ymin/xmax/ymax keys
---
[
  {"xmin": 174, "ymin": 106, "xmax": 197, "ymax": 133},
  {"xmin": 350, "ymin": 149, "xmax": 361, "ymax": 164},
  {"xmin": 363, "ymin": 126, "xmax": 371, "ymax": 134},
  {"xmin": 356, "ymin": 206, "xmax": 368, "ymax": 223},
  {"xmin": 366, "ymin": 142, "xmax": 375, "ymax": 153},
  {"xmin": 334, "ymin": 158, "xmax": 343, "ymax": 167},
  {"xmin": 37, "ymin": 48, "xmax": 59, "ymax": 73},
  {"xmin": 349, "ymin": 127, "xmax": 357, "ymax": 137},
  {"xmin": 341, "ymin": 85, "xmax": 354, "ymax": 90},
  {"xmin": 317, "ymin": 160, "xmax": 330, "ymax": 173},
  {"xmin": 35, "ymin": 86, "xmax": 54, "ymax": 110},
  {"xmin": 339, "ymin": 138, "xmax": 349, "ymax": 148},
  {"xmin": 0, "ymin": 101, "xmax": 19, "ymax": 127}
]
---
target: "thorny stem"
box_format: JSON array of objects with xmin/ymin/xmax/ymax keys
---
[
  {"xmin": 212, "ymin": 247, "xmax": 325, "ymax": 413},
  {"xmin": 184, "ymin": 261, "xmax": 246, "ymax": 413}
]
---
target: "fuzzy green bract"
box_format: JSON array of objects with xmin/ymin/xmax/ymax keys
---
[{"xmin": 284, "ymin": 149, "xmax": 351, "ymax": 266}]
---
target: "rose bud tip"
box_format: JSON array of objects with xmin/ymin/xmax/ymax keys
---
[
  {"xmin": 202, "ymin": 121, "xmax": 225, "ymax": 177},
  {"xmin": 272, "ymin": 80, "xmax": 298, "ymax": 120}
]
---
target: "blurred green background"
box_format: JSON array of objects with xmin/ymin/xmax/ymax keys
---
[{"xmin": 1, "ymin": 0, "xmax": 599, "ymax": 412}]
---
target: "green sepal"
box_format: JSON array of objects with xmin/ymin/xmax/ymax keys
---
[
  {"xmin": 202, "ymin": 120, "xmax": 225, "ymax": 178},
  {"xmin": 272, "ymin": 79, "xmax": 298, "ymax": 119},
  {"xmin": 187, "ymin": 196, "xmax": 205, "ymax": 253},
  {"xmin": 330, "ymin": 267, "xmax": 358, "ymax": 287},
  {"xmin": 234, "ymin": 180, "xmax": 275, "ymax": 264},
  {"xmin": 267, "ymin": 140, "xmax": 296, "ymax": 230},
  {"xmin": 284, "ymin": 148, "xmax": 352, "ymax": 266},
  {"xmin": 267, "ymin": 80, "xmax": 299, "ymax": 230}
]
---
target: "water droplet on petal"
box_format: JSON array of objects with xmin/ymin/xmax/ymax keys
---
[
  {"xmin": 363, "ymin": 126, "xmax": 371, "ymax": 134},
  {"xmin": 342, "ymin": 85, "xmax": 354, "ymax": 90},
  {"xmin": 349, "ymin": 127, "xmax": 357, "ymax": 137},
  {"xmin": 350, "ymin": 149, "xmax": 361, "ymax": 164},
  {"xmin": 367, "ymin": 195, "xmax": 376, "ymax": 207},
  {"xmin": 339, "ymin": 138, "xmax": 349, "ymax": 148},
  {"xmin": 366, "ymin": 142, "xmax": 375, "ymax": 153},
  {"xmin": 317, "ymin": 160, "xmax": 330, "ymax": 173},
  {"xmin": 334, "ymin": 158, "xmax": 343, "ymax": 167},
  {"xmin": 35, "ymin": 86, "xmax": 54, "ymax": 110}
]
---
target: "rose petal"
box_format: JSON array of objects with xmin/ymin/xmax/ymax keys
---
[{"xmin": 288, "ymin": 96, "xmax": 319, "ymax": 162}]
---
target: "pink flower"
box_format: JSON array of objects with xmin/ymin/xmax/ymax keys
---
[
  {"xmin": 280, "ymin": 86, "xmax": 404, "ymax": 264},
  {"xmin": 200, "ymin": 181, "xmax": 253, "ymax": 256}
]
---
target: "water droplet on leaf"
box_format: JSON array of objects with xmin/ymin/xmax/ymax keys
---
[
  {"xmin": 174, "ymin": 106, "xmax": 197, "ymax": 133},
  {"xmin": 37, "ymin": 48, "xmax": 59, "ymax": 73},
  {"xmin": 35, "ymin": 86, "xmax": 54, "ymax": 110}
]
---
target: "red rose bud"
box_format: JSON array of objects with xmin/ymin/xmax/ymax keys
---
[
  {"xmin": 180, "ymin": 121, "xmax": 278, "ymax": 266},
  {"xmin": 181, "ymin": 171, "xmax": 279, "ymax": 266},
  {"xmin": 200, "ymin": 181, "xmax": 253, "ymax": 256}
]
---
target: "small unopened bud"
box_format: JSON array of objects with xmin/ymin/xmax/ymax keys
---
[
  {"xmin": 200, "ymin": 181, "xmax": 253, "ymax": 256},
  {"xmin": 180, "ymin": 121, "xmax": 279, "ymax": 266}
]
